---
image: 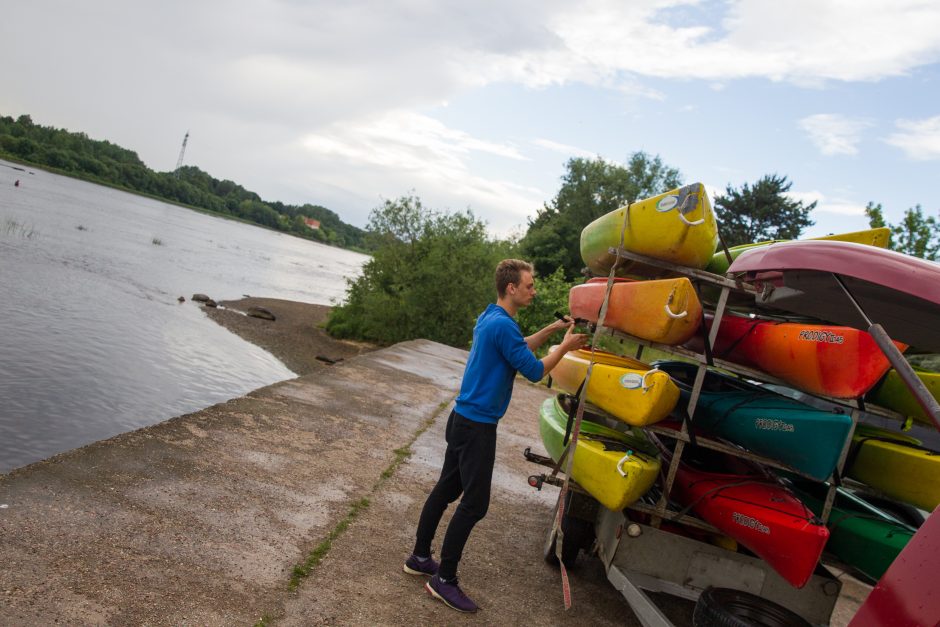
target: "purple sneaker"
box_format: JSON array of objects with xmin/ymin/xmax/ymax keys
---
[
  {"xmin": 403, "ymin": 554, "xmax": 439, "ymax": 576},
  {"xmin": 425, "ymin": 574, "xmax": 479, "ymax": 613}
]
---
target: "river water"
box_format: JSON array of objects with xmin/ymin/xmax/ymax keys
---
[{"xmin": 0, "ymin": 161, "xmax": 369, "ymax": 473}]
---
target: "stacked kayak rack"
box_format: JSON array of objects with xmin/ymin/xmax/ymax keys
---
[{"xmin": 526, "ymin": 184, "xmax": 940, "ymax": 626}]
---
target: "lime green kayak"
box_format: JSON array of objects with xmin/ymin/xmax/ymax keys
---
[
  {"xmin": 538, "ymin": 395, "xmax": 659, "ymax": 511},
  {"xmin": 867, "ymin": 369, "xmax": 940, "ymax": 428}
]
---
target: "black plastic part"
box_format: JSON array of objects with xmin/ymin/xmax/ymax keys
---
[{"xmin": 692, "ymin": 587, "xmax": 812, "ymax": 627}]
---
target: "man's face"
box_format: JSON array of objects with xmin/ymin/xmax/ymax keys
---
[{"xmin": 509, "ymin": 271, "xmax": 536, "ymax": 307}]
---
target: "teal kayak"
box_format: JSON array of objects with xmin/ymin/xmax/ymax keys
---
[
  {"xmin": 654, "ymin": 361, "xmax": 853, "ymax": 480},
  {"xmin": 789, "ymin": 481, "xmax": 915, "ymax": 583}
]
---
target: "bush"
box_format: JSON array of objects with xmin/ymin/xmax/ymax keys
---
[{"xmin": 326, "ymin": 195, "xmax": 515, "ymax": 348}]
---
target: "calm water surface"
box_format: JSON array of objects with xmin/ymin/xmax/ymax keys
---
[{"xmin": 0, "ymin": 161, "xmax": 368, "ymax": 473}]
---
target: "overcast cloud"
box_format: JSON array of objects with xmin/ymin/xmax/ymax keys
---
[{"xmin": 2, "ymin": 1, "xmax": 940, "ymax": 234}]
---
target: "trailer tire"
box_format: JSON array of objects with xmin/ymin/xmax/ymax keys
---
[
  {"xmin": 693, "ymin": 587, "xmax": 812, "ymax": 627},
  {"xmin": 543, "ymin": 493, "xmax": 594, "ymax": 569}
]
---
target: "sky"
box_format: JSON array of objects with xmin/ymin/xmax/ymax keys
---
[{"xmin": 2, "ymin": 0, "xmax": 940, "ymax": 239}]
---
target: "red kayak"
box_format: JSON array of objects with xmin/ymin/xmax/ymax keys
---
[
  {"xmin": 729, "ymin": 240, "xmax": 940, "ymax": 353},
  {"xmin": 688, "ymin": 311, "xmax": 906, "ymax": 398},
  {"xmin": 654, "ymin": 424, "xmax": 829, "ymax": 589}
]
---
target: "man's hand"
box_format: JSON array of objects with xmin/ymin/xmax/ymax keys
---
[{"xmin": 559, "ymin": 324, "xmax": 588, "ymax": 352}]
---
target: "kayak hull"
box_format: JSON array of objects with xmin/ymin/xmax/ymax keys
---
[
  {"xmin": 791, "ymin": 481, "xmax": 915, "ymax": 583},
  {"xmin": 846, "ymin": 424, "xmax": 940, "ymax": 512},
  {"xmin": 580, "ymin": 183, "xmax": 717, "ymax": 278},
  {"xmin": 569, "ymin": 277, "xmax": 703, "ymax": 345},
  {"xmin": 550, "ymin": 348, "xmax": 680, "ymax": 427},
  {"xmin": 694, "ymin": 312, "xmax": 906, "ymax": 399},
  {"xmin": 867, "ymin": 369, "xmax": 940, "ymax": 428},
  {"xmin": 655, "ymin": 361, "xmax": 853, "ymax": 480},
  {"xmin": 705, "ymin": 227, "xmax": 891, "ymax": 276},
  {"xmin": 538, "ymin": 395, "xmax": 660, "ymax": 511},
  {"xmin": 654, "ymin": 426, "xmax": 829, "ymax": 589}
]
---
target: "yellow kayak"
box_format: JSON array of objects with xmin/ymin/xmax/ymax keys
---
[
  {"xmin": 539, "ymin": 395, "xmax": 660, "ymax": 511},
  {"xmin": 549, "ymin": 347, "xmax": 680, "ymax": 427},
  {"xmin": 705, "ymin": 227, "xmax": 891, "ymax": 275},
  {"xmin": 846, "ymin": 424, "xmax": 940, "ymax": 512},
  {"xmin": 867, "ymin": 369, "xmax": 940, "ymax": 428},
  {"xmin": 580, "ymin": 182, "xmax": 718, "ymax": 278}
]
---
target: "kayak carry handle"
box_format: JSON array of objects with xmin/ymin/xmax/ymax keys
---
[
  {"xmin": 641, "ymin": 368, "xmax": 659, "ymax": 394},
  {"xmin": 664, "ymin": 286, "xmax": 688, "ymax": 319},
  {"xmin": 678, "ymin": 211, "xmax": 705, "ymax": 226},
  {"xmin": 664, "ymin": 302, "xmax": 688, "ymax": 319},
  {"xmin": 616, "ymin": 450, "xmax": 634, "ymax": 477}
]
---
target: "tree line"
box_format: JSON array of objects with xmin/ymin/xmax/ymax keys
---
[
  {"xmin": 0, "ymin": 114, "xmax": 368, "ymax": 250},
  {"xmin": 327, "ymin": 153, "xmax": 939, "ymax": 348}
]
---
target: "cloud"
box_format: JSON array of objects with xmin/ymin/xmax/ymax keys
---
[
  {"xmin": 798, "ymin": 114, "xmax": 873, "ymax": 156},
  {"xmin": 300, "ymin": 111, "xmax": 545, "ymax": 234},
  {"xmin": 532, "ymin": 139, "xmax": 600, "ymax": 160},
  {"xmin": 498, "ymin": 0, "xmax": 940, "ymax": 87},
  {"xmin": 886, "ymin": 115, "xmax": 940, "ymax": 160},
  {"xmin": 784, "ymin": 190, "xmax": 866, "ymax": 216},
  {"xmin": 4, "ymin": 1, "xmax": 940, "ymax": 236}
]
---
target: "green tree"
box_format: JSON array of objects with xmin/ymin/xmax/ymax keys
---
[
  {"xmin": 0, "ymin": 113, "xmax": 369, "ymax": 250},
  {"xmin": 865, "ymin": 201, "xmax": 887, "ymax": 229},
  {"xmin": 521, "ymin": 153, "xmax": 682, "ymax": 280},
  {"xmin": 893, "ymin": 205, "xmax": 939, "ymax": 260},
  {"xmin": 714, "ymin": 174, "xmax": 816, "ymax": 246},
  {"xmin": 867, "ymin": 204, "xmax": 939, "ymax": 260},
  {"xmin": 326, "ymin": 195, "xmax": 514, "ymax": 347}
]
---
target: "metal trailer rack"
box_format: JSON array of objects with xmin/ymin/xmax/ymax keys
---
[{"xmin": 528, "ymin": 243, "xmax": 934, "ymax": 626}]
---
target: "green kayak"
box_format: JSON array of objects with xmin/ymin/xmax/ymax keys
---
[{"xmin": 790, "ymin": 481, "xmax": 916, "ymax": 583}]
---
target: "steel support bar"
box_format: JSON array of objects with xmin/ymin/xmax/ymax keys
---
[
  {"xmin": 606, "ymin": 247, "xmax": 758, "ymax": 294},
  {"xmin": 831, "ymin": 273, "xmax": 940, "ymax": 431},
  {"xmin": 627, "ymin": 501, "xmax": 720, "ymax": 534},
  {"xmin": 606, "ymin": 565, "xmax": 676, "ymax": 627}
]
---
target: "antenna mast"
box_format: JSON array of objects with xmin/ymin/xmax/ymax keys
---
[{"xmin": 175, "ymin": 131, "xmax": 189, "ymax": 176}]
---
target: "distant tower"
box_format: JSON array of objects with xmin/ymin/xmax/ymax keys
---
[{"xmin": 175, "ymin": 131, "xmax": 189, "ymax": 176}]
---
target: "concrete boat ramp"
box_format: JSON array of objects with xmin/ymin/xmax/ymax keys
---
[{"xmin": 0, "ymin": 340, "xmax": 638, "ymax": 625}]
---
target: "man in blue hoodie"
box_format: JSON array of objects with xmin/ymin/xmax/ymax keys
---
[{"xmin": 404, "ymin": 259, "xmax": 588, "ymax": 613}]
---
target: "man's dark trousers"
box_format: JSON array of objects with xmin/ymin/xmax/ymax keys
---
[{"xmin": 414, "ymin": 409, "xmax": 497, "ymax": 580}]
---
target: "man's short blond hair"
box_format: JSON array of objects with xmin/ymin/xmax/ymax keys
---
[{"xmin": 495, "ymin": 259, "xmax": 533, "ymax": 298}]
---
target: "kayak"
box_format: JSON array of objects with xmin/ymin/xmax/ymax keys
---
[
  {"xmin": 549, "ymin": 347, "xmax": 679, "ymax": 427},
  {"xmin": 728, "ymin": 240, "xmax": 940, "ymax": 353},
  {"xmin": 538, "ymin": 395, "xmax": 660, "ymax": 511},
  {"xmin": 568, "ymin": 277, "xmax": 702, "ymax": 345},
  {"xmin": 653, "ymin": 424, "xmax": 829, "ymax": 589},
  {"xmin": 580, "ymin": 183, "xmax": 717, "ymax": 278},
  {"xmin": 845, "ymin": 424, "xmax": 940, "ymax": 512},
  {"xmin": 705, "ymin": 227, "xmax": 891, "ymax": 275},
  {"xmin": 867, "ymin": 369, "xmax": 940, "ymax": 428},
  {"xmin": 690, "ymin": 311, "xmax": 906, "ymax": 399},
  {"xmin": 654, "ymin": 361, "xmax": 853, "ymax": 480},
  {"xmin": 790, "ymin": 480, "xmax": 915, "ymax": 583}
]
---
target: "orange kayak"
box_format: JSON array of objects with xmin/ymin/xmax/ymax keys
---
[
  {"xmin": 569, "ymin": 277, "xmax": 703, "ymax": 345},
  {"xmin": 690, "ymin": 312, "xmax": 907, "ymax": 398}
]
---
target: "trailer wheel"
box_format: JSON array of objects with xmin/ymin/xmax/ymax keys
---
[
  {"xmin": 693, "ymin": 587, "xmax": 812, "ymax": 627},
  {"xmin": 543, "ymin": 492, "xmax": 594, "ymax": 569}
]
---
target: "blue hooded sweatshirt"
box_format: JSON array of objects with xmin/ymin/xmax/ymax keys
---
[{"xmin": 454, "ymin": 304, "xmax": 544, "ymax": 424}]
